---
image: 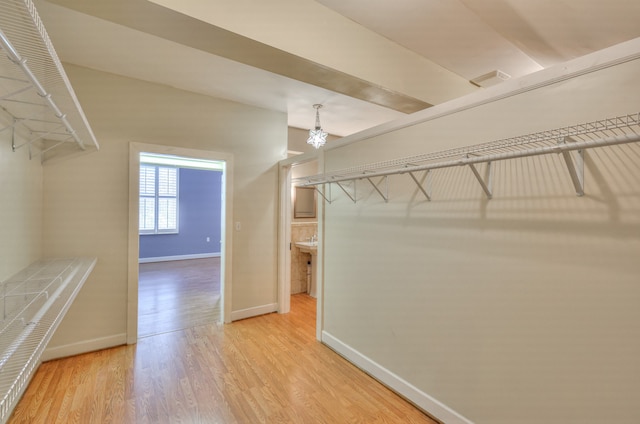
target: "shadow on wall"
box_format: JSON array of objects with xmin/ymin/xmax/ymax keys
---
[
  {"xmin": 322, "ymin": 142, "xmax": 640, "ymax": 424},
  {"xmin": 325, "ymin": 145, "xmax": 640, "ymax": 273},
  {"xmin": 323, "ymin": 145, "xmax": 640, "ymax": 226}
]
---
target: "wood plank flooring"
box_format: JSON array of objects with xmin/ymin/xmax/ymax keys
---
[
  {"xmin": 138, "ymin": 258, "xmax": 221, "ymax": 338},
  {"xmin": 9, "ymin": 294, "xmax": 437, "ymax": 424}
]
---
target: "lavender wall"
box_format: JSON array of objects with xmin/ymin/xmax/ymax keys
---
[{"xmin": 139, "ymin": 168, "xmax": 222, "ymax": 259}]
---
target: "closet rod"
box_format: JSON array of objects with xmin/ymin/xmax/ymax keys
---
[
  {"xmin": 299, "ymin": 132, "xmax": 640, "ymax": 187},
  {"xmin": 0, "ymin": 28, "xmax": 84, "ymax": 150}
]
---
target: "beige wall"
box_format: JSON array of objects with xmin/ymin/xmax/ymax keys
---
[
  {"xmin": 43, "ymin": 65, "xmax": 286, "ymax": 350},
  {"xmin": 322, "ymin": 59, "xmax": 640, "ymax": 423},
  {"xmin": 0, "ymin": 116, "xmax": 43, "ymax": 281}
]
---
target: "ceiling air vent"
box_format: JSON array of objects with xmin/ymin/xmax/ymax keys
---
[{"xmin": 470, "ymin": 70, "xmax": 511, "ymax": 88}]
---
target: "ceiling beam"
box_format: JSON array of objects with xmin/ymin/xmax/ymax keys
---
[{"xmin": 46, "ymin": 0, "xmax": 475, "ymax": 113}]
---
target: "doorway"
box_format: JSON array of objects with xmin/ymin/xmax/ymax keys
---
[
  {"xmin": 127, "ymin": 143, "xmax": 234, "ymax": 344},
  {"xmin": 290, "ymin": 162, "xmax": 319, "ymax": 300},
  {"xmin": 137, "ymin": 153, "xmax": 223, "ymax": 337},
  {"xmin": 278, "ymin": 153, "xmax": 324, "ymax": 341}
]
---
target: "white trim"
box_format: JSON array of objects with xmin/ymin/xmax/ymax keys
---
[
  {"xmin": 139, "ymin": 252, "xmax": 220, "ymax": 263},
  {"xmin": 42, "ymin": 333, "xmax": 127, "ymax": 362},
  {"xmin": 277, "ymin": 164, "xmax": 292, "ymax": 315},
  {"xmin": 140, "ymin": 152, "xmax": 225, "ymax": 170},
  {"xmin": 231, "ymin": 303, "xmax": 278, "ymax": 321},
  {"xmin": 315, "ymin": 150, "xmax": 325, "ymax": 341},
  {"xmin": 321, "ymin": 331, "xmax": 474, "ymax": 424}
]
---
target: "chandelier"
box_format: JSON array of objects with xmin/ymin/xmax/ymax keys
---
[{"xmin": 307, "ymin": 104, "xmax": 328, "ymax": 149}]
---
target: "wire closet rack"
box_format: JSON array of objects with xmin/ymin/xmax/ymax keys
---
[
  {"xmin": 294, "ymin": 113, "xmax": 640, "ymax": 203},
  {"xmin": 0, "ymin": 257, "xmax": 96, "ymax": 424},
  {"xmin": 0, "ymin": 0, "xmax": 98, "ymax": 162}
]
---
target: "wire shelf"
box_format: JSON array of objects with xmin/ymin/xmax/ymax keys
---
[
  {"xmin": 0, "ymin": 0, "xmax": 98, "ymax": 162},
  {"xmin": 0, "ymin": 257, "xmax": 96, "ymax": 424},
  {"xmin": 294, "ymin": 113, "xmax": 640, "ymax": 201}
]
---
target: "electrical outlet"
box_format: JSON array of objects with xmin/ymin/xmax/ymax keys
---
[{"xmin": 235, "ymin": 222, "xmax": 241, "ymax": 231}]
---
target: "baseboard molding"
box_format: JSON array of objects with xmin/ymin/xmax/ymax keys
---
[
  {"xmin": 42, "ymin": 333, "xmax": 127, "ymax": 362},
  {"xmin": 321, "ymin": 331, "xmax": 474, "ymax": 424},
  {"xmin": 231, "ymin": 303, "xmax": 278, "ymax": 321},
  {"xmin": 139, "ymin": 252, "xmax": 220, "ymax": 263}
]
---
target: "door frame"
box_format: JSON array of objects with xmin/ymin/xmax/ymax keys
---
[
  {"xmin": 127, "ymin": 142, "xmax": 234, "ymax": 344},
  {"xmin": 278, "ymin": 150, "xmax": 324, "ymax": 341}
]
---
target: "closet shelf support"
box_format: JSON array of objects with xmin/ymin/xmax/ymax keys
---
[
  {"xmin": 12, "ymin": 124, "xmax": 66, "ymax": 151},
  {"xmin": 560, "ymin": 137, "xmax": 585, "ymax": 196},
  {"xmin": 336, "ymin": 181, "xmax": 357, "ymax": 203},
  {"xmin": 468, "ymin": 161, "xmax": 493, "ymax": 199},
  {"xmin": 408, "ymin": 170, "xmax": 432, "ymax": 201},
  {"xmin": 366, "ymin": 176, "xmax": 389, "ymax": 202},
  {"xmin": 0, "ymin": 31, "xmax": 85, "ymax": 152},
  {"xmin": 315, "ymin": 185, "xmax": 332, "ymax": 204}
]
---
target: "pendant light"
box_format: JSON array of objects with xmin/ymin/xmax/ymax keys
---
[{"xmin": 307, "ymin": 104, "xmax": 328, "ymax": 149}]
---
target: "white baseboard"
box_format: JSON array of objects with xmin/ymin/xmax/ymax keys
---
[
  {"xmin": 231, "ymin": 303, "xmax": 278, "ymax": 321},
  {"xmin": 321, "ymin": 331, "xmax": 474, "ymax": 424},
  {"xmin": 139, "ymin": 252, "xmax": 220, "ymax": 263},
  {"xmin": 42, "ymin": 333, "xmax": 127, "ymax": 362}
]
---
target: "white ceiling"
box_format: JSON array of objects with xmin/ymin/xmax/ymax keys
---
[{"xmin": 33, "ymin": 0, "xmax": 640, "ymax": 139}]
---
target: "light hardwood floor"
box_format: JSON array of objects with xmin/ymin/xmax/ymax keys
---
[
  {"xmin": 138, "ymin": 258, "xmax": 221, "ymax": 338},
  {"xmin": 9, "ymin": 284, "xmax": 437, "ymax": 423}
]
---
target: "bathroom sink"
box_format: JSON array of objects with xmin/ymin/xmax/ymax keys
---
[
  {"xmin": 295, "ymin": 241, "xmax": 318, "ymax": 253},
  {"xmin": 294, "ymin": 241, "xmax": 318, "ymax": 298}
]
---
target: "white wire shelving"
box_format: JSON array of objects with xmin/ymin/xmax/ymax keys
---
[
  {"xmin": 0, "ymin": 257, "xmax": 96, "ymax": 424},
  {"xmin": 294, "ymin": 113, "xmax": 640, "ymax": 203},
  {"xmin": 0, "ymin": 0, "xmax": 98, "ymax": 162}
]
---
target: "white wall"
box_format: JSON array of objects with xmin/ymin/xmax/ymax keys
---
[
  {"xmin": 43, "ymin": 65, "xmax": 286, "ymax": 352},
  {"xmin": 0, "ymin": 115, "xmax": 43, "ymax": 281},
  {"xmin": 321, "ymin": 58, "xmax": 640, "ymax": 423}
]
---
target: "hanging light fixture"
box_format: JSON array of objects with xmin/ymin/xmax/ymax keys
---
[{"xmin": 307, "ymin": 104, "xmax": 328, "ymax": 149}]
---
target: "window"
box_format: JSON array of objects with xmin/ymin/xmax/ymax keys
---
[
  {"xmin": 139, "ymin": 152, "xmax": 224, "ymax": 235},
  {"xmin": 139, "ymin": 164, "xmax": 178, "ymax": 234}
]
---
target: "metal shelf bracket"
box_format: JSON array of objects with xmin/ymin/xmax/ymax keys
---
[
  {"xmin": 408, "ymin": 170, "xmax": 432, "ymax": 201},
  {"xmin": 366, "ymin": 176, "xmax": 389, "ymax": 202},
  {"xmin": 560, "ymin": 137, "xmax": 585, "ymax": 196},
  {"xmin": 12, "ymin": 123, "xmax": 67, "ymax": 151},
  {"xmin": 10, "ymin": 118, "xmax": 16, "ymax": 152},
  {"xmin": 336, "ymin": 180, "xmax": 357, "ymax": 203},
  {"xmin": 315, "ymin": 184, "xmax": 332, "ymax": 204},
  {"xmin": 468, "ymin": 160, "xmax": 493, "ymax": 199}
]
